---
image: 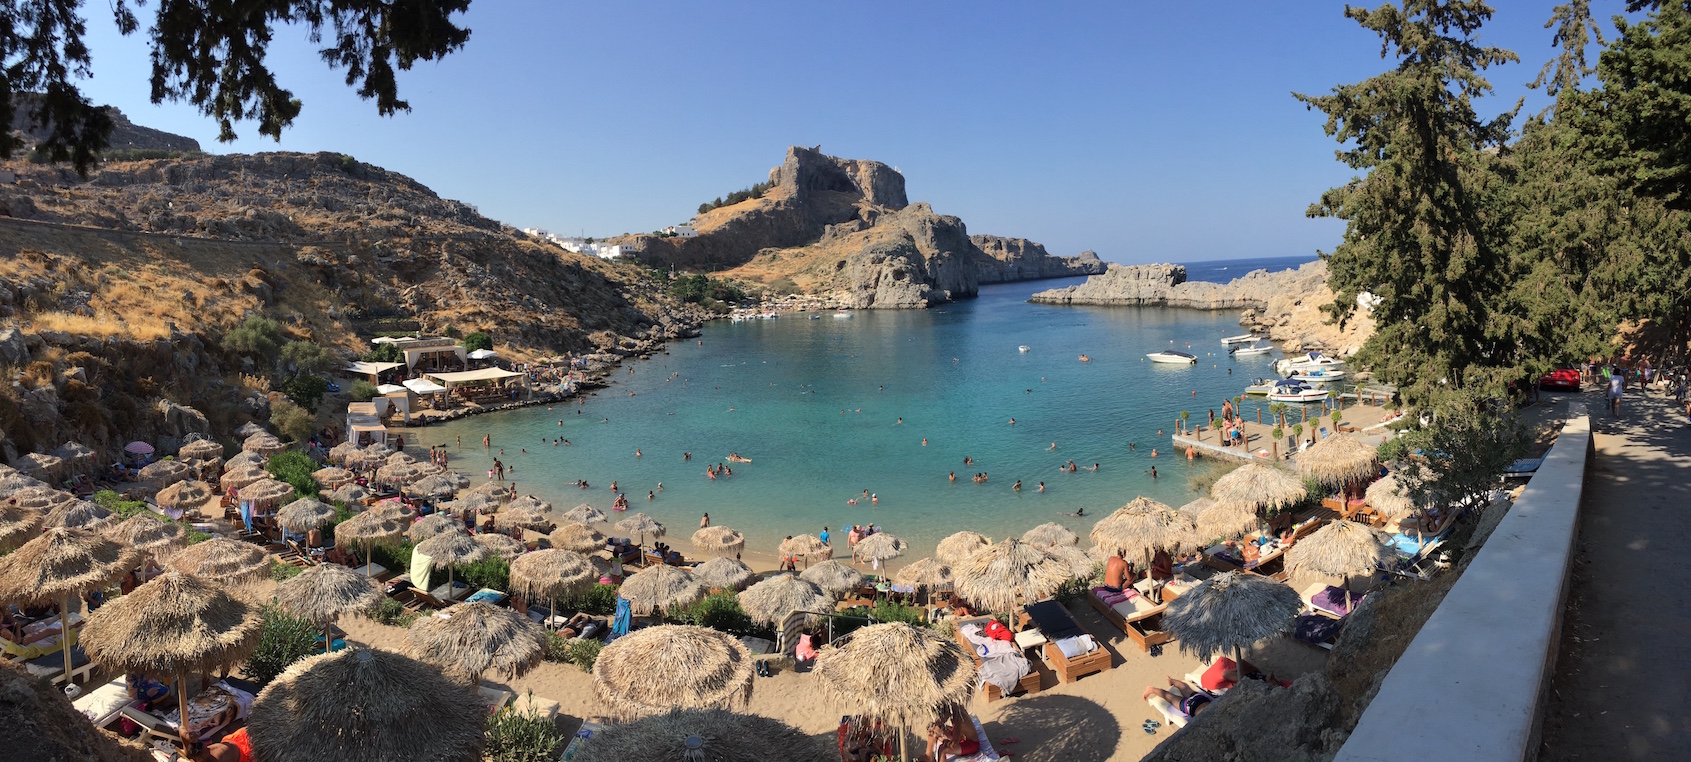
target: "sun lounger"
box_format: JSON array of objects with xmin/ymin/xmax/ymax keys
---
[
  {"xmin": 477, "ymin": 683, "xmax": 514, "ymax": 713},
  {"xmin": 24, "ymin": 644, "xmax": 93, "ymax": 685},
  {"xmin": 510, "ymin": 692, "xmax": 560, "ymax": 720},
  {"xmin": 1203, "ymin": 541, "xmax": 1290, "ymax": 581},
  {"xmin": 1293, "ymin": 613, "xmax": 1344, "ymax": 650},
  {"xmin": 73, "ymin": 678, "xmax": 138, "ymax": 728},
  {"xmin": 1502, "ymin": 455, "xmax": 1545, "ymax": 478},
  {"xmin": 352, "ymin": 562, "xmax": 389, "ymax": 580},
  {"xmin": 1084, "ymin": 587, "xmax": 1170, "ymax": 653},
  {"xmin": 951, "ymin": 617, "xmax": 1040, "ymax": 702},
  {"xmin": 1024, "ymin": 600, "xmax": 1111, "ymax": 684}
]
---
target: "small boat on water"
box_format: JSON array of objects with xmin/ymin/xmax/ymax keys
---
[
  {"xmin": 1230, "ymin": 341, "xmax": 1273, "ymax": 356},
  {"xmin": 1243, "ymin": 378, "xmax": 1280, "ymax": 395},
  {"xmin": 1289, "ymin": 367, "xmax": 1347, "ymax": 382},
  {"xmin": 833, "ymin": 311, "xmax": 853, "ymax": 319},
  {"xmin": 1268, "ymin": 380, "xmax": 1331, "ymax": 403},
  {"xmin": 1146, "ymin": 350, "xmax": 1198, "ymax": 365},
  {"xmin": 1220, "ymin": 333, "xmax": 1260, "ymax": 346},
  {"xmin": 1276, "ymin": 351, "xmax": 1346, "ymax": 376},
  {"xmin": 1018, "ymin": 345, "xmax": 1031, "ymax": 353}
]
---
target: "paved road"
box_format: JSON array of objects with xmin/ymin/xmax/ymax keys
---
[{"xmin": 1539, "ymin": 389, "xmax": 1691, "ymax": 760}]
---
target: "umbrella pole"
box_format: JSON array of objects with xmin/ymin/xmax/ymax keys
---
[
  {"xmin": 325, "ymin": 624, "xmax": 333, "ymax": 654},
  {"xmin": 900, "ymin": 723, "xmax": 909, "ymax": 762},
  {"xmin": 59, "ymin": 595, "xmax": 73, "ymax": 683},
  {"xmin": 364, "ymin": 541, "xmax": 372, "ymax": 578},
  {"xmin": 177, "ymin": 671, "xmax": 193, "ymax": 753}
]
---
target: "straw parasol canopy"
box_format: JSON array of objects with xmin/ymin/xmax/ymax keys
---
[
  {"xmin": 276, "ymin": 498, "xmax": 338, "ymax": 533},
  {"xmin": 1295, "ymin": 433, "xmax": 1380, "ymax": 488},
  {"xmin": 50, "ymin": 441, "xmax": 98, "ymax": 473},
  {"xmin": 406, "ymin": 601, "xmax": 546, "ymax": 679},
  {"xmin": 324, "ymin": 483, "xmax": 370, "ymax": 505},
  {"xmin": 591, "ymin": 625, "xmax": 755, "ymax": 718},
  {"xmin": 1090, "ymin": 496, "xmax": 1201, "ymax": 561},
  {"xmin": 80, "ymin": 571, "xmax": 262, "ymax": 678},
  {"xmin": 618, "ymin": 564, "xmax": 705, "ymax": 616},
  {"xmin": 341, "ymin": 446, "xmax": 386, "ymax": 472},
  {"xmin": 801, "ymin": 559, "xmax": 865, "ymax": 598},
  {"xmin": 935, "ymin": 531, "xmax": 992, "ymax": 565},
  {"xmin": 0, "ymin": 502, "xmax": 41, "ymax": 551},
  {"xmin": 892, "ymin": 557, "xmax": 953, "ymax": 590},
  {"xmin": 549, "ymin": 522, "xmax": 605, "ymax": 553},
  {"xmin": 692, "ymin": 525, "xmax": 746, "ymax": 558},
  {"xmin": 1196, "ymin": 499, "xmax": 1263, "ymax": 541},
  {"xmin": 1366, "ymin": 471, "xmax": 1419, "ymax": 522},
  {"xmin": 856, "ymin": 532, "xmax": 907, "ymax": 564},
  {"xmin": 0, "ymin": 472, "xmax": 48, "ymax": 499},
  {"xmin": 6, "ymin": 485, "xmax": 71, "ymax": 512},
  {"xmin": 694, "ymin": 556, "xmax": 755, "ymax": 591},
  {"xmin": 311, "ymin": 466, "xmax": 355, "ymax": 489},
  {"xmin": 506, "ymin": 493, "xmax": 552, "ymax": 515},
  {"xmin": 1287, "ymin": 520, "xmax": 1397, "ymax": 578},
  {"xmin": 155, "ymin": 480, "xmax": 215, "ymax": 513},
  {"xmin": 242, "ymin": 431, "xmax": 287, "ymax": 456},
  {"xmin": 1212, "ymin": 462, "xmax": 1310, "ymax": 513},
  {"xmin": 240, "ymin": 477, "xmax": 296, "ymax": 509},
  {"xmin": 1022, "ymin": 522, "xmax": 1080, "ymax": 549},
  {"xmin": 11, "ymin": 451, "xmax": 63, "ymax": 481},
  {"xmin": 0, "ymin": 659, "xmax": 157, "ymax": 762},
  {"xmin": 442, "ymin": 492, "xmax": 501, "ymax": 516},
  {"xmin": 326, "ymin": 441, "xmax": 360, "ymax": 465},
  {"xmin": 474, "ymin": 532, "xmax": 527, "ymax": 561},
  {"xmin": 334, "ymin": 510, "xmax": 405, "ymax": 577},
  {"xmin": 405, "ymin": 471, "xmax": 469, "ymax": 499},
  {"xmin": 1164, "ymin": 571, "xmax": 1302, "ymax": 674},
  {"xmin": 561, "ymin": 503, "xmax": 606, "ymax": 523},
  {"xmin": 377, "ymin": 460, "xmax": 438, "ymax": 487},
  {"xmin": 572, "ymin": 708, "xmax": 831, "ymax": 762},
  {"xmin": 101, "ymin": 513, "xmax": 186, "ymax": 556},
  {"xmin": 778, "ymin": 533, "xmax": 831, "ymax": 566},
  {"xmin": 814, "ymin": 623, "xmax": 977, "ymax": 737},
  {"xmin": 415, "ymin": 530, "xmax": 491, "ymax": 569},
  {"xmin": 178, "ymin": 438, "xmax": 225, "ymax": 462},
  {"xmin": 247, "ymin": 648, "xmax": 486, "ymax": 762},
  {"xmin": 220, "ymin": 463, "xmax": 270, "ymax": 492},
  {"xmin": 138, "ymin": 458, "xmax": 193, "ymax": 488},
  {"xmin": 43, "ymin": 499, "xmax": 113, "ymax": 530},
  {"xmin": 953, "ymin": 538, "xmax": 1072, "ymax": 614},
  {"xmin": 224, "ymin": 451, "xmax": 266, "ymax": 472},
  {"xmin": 1045, "ymin": 544, "xmax": 1101, "ymax": 579},
  {"xmin": 498, "ymin": 499, "xmax": 554, "ymax": 532},
  {"xmin": 166, "ymin": 536, "xmax": 272, "ymax": 583},
  {"xmin": 386, "ymin": 451, "xmax": 418, "ymax": 467},
  {"xmin": 0, "ymin": 527, "xmax": 139, "ymax": 607},
  {"xmin": 407, "ymin": 512, "xmax": 462, "ymax": 543},
  {"xmin": 737, "ymin": 574, "xmax": 831, "ymax": 627},
  {"xmin": 615, "ymin": 512, "xmax": 666, "ymax": 545},
  {"xmin": 509, "ymin": 549, "xmax": 596, "ymax": 605},
  {"xmin": 370, "ymin": 499, "xmax": 414, "ymax": 521},
  {"xmin": 275, "ymin": 563, "xmax": 383, "ymax": 628}
]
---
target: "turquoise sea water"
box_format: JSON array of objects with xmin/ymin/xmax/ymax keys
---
[{"xmin": 407, "ymin": 265, "xmax": 1309, "ymax": 560}]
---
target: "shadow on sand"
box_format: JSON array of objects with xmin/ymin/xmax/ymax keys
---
[{"xmin": 984, "ymin": 693, "xmax": 1122, "ymax": 762}]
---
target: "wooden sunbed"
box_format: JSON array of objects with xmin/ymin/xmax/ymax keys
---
[
  {"xmin": 1203, "ymin": 542, "xmax": 1290, "ymax": 582},
  {"xmin": 1024, "ymin": 601, "xmax": 1112, "ymax": 684},
  {"xmin": 1085, "ymin": 591, "xmax": 1171, "ymax": 653},
  {"xmin": 951, "ymin": 617, "xmax": 1041, "ymax": 702}
]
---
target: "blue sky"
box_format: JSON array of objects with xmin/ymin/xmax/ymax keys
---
[{"xmin": 72, "ymin": 1, "xmax": 1582, "ymax": 263}]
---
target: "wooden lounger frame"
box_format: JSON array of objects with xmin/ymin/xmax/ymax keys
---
[
  {"xmin": 950, "ymin": 618, "xmax": 1042, "ymax": 702},
  {"xmin": 1085, "ymin": 592, "xmax": 1170, "ymax": 653}
]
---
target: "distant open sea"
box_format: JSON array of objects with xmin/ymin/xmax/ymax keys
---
[
  {"xmin": 406, "ymin": 254, "xmax": 1318, "ymax": 560},
  {"xmin": 1178, "ymin": 254, "xmax": 1316, "ymax": 285}
]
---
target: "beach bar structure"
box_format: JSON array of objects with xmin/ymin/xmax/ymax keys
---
[
  {"xmin": 424, "ymin": 367, "xmax": 529, "ymax": 400},
  {"xmin": 343, "ymin": 360, "xmax": 404, "ymax": 385},
  {"xmin": 373, "ymin": 336, "xmax": 468, "ymax": 372},
  {"xmin": 345, "ymin": 402, "xmax": 390, "ymax": 447}
]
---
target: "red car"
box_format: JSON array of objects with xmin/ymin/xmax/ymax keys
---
[{"xmin": 1538, "ymin": 367, "xmax": 1581, "ymax": 391}]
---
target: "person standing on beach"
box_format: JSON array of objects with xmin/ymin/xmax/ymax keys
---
[{"xmin": 820, "ymin": 526, "xmax": 830, "ymax": 546}]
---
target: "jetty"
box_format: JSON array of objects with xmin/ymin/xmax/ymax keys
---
[{"xmin": 1170, "ymin": 391, "xmax": 1400, "ymax": 462}]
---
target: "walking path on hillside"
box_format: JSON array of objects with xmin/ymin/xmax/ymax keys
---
[{"xmin": 1539, "ymin": 389, "xmax": 1691, "ymax": 759}]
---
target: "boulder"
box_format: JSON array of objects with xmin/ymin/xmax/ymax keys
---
[
  {"xmin": 0, "ymin": 326, "xmax": 27, "ymax": 366},
  {"xmin": 155, "ymin": 400, "xmax": 211, "ymax": 441},
  {"xmin": 1142, "ymin": 672, "xmax": 1347, "ymax": 762}
]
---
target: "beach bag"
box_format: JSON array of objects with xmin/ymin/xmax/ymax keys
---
[{"xmin": 984, "ymin": 619, "xmax": 1013, "ymax": 642}]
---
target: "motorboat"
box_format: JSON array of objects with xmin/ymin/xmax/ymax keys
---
[
  {"xmin": 1220, "ymin": 333, "xmax": 1259, "ymax": 346},
  {"xmin": 832, "ymin": 311, "xmax": 853, "ymax": 319},
  {"xmin": 1288, "ymin": 367, "xmax": 1347, "ymax": 382},
  {"xmin": 1146, "ymin": 350, "xmax": 1198, "ymax": 365},
  {"xmin": 1018, "ymin": 345, "xmax": 1031, "ymax": 353},
  {"xmin": 1275, "ymin": 351, "xmax": 1346, "ymax": 376},
  {"xmin": 1267, "ymin": 379, "xmax": 1331, "ymax": 403},
  {"xmin": 1230, "ymin": 341, "xmax": 1273, "ymax": 356},
  {"xmin": 1243, "ymin": 378, "xmax": 1280, "ymax": 395}
]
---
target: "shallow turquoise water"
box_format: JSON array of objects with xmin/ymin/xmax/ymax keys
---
[{"xmin": 408, "ymin": 278, "xmax": 1289, "ymax": 559}]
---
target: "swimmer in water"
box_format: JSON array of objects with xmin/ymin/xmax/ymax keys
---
[
  {"xmin": 1151, "ymin": 466, "xmax": 1158, "ymax": 479},
  {"xmin": 1075, "ymin": 507, "xmax": 1086, "ymax": 517},
  {"xmin": 1013, "ymin": 480, "xmax": 1022, "ymax": 491},
  {"xmin": 636, "ymin": 449, "xmax": 642, "ymax": 458},
  {"xmin": 1008, "ymin": 418, "xmax": 1016, "ymax": 425},
  {"xmin": 1151, "ymin": 449, "xmax": 1158, "ymax": 457},
  {"xmin": 897, "ymin": 417, "xmax": 903, "ymax": 424},
  {"xmin": 949, "ymin": 471, "xmax": 956, "ymax": 482},
  {"xmin": 1050, "ymin": 442, "xmax": 1057, "ymax": 451},
  {"xmin": 922, "ymin": 438, "xmax": 927, "ymax": 446},
  {"xmin": 1038, "ymin": 481, "xmax": 1045, "ymax": 492}
]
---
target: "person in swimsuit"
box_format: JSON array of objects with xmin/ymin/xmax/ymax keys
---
[{"xmin": 1143, "ymin": 676, "xmax": 1213, "ymax": 720}]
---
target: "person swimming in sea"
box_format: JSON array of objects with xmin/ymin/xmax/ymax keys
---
[
  {"xmin": 1012, "ymin": 480, "xmax": 1022, "ymax": 491},
  {"xmin": 949, "ymin": 472, "xmax": 956, "ymax": 482},
  {"xmin": 1038, "ymin": 482, "xmax": 1045, "ymax": 492}
]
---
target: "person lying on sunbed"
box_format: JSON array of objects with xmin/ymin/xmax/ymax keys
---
[
  {"xmin": 1143, "ymin": 676, "xmax": 1213, "ymax": 721},
  {"xmin": 1196, "ymin": 657, "xmax": 1290, "ymax": 692},
  {"xmin": 922, "ymin": 702, "xmax": 981, "ymax": 760}
]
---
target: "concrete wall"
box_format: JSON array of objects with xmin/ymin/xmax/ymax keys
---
[{"xmin": 1335, "ymin": 405, "xmax": 1592, "ymax": 762}]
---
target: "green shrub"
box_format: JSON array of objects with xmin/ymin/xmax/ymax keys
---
[
  {"xmin": 185, "ymin": 528, "xmax": 213, "ymax": 544},
  {"xmin": 243, "ymin": 605, "xmax": 322, "ymax": 686},
  {"xmin": 668, "ymin": 591, "xmax": 765, "ymax": 637},
  {"xmin": 92, "ymin": 490, "xmax": 150, "ymax": 519},
  {"xmin": 361, "ymin": 343, "xmax": 402, "ymax": 363},
  {"xmin": 269, "ymin": 560, "xmax": 303, "ymax": 581},
  {"xmin": 542, "ymin": 632, "xmax": 572, "ymax": 663},
  {"xmin": 866, "ymin": 599, "xmax": 927, "ymax": 627},
  {"xmin": 464, "ymin": 332, "xmax": 492, "ymax": 352},
  {"xmin": 225, "ymin": 317, "xmax": 284, "ymax": 358},
  {"xmin": 697, "ymin": 180, "xmax": 774, "ymax": 214},
  {"xmin": 456, "ymin": 556, "xmax": 510, "ymax": 594},
  {"xmin": 270, "ymin": 399, "xmax": 317, "ymax": 444},
  {"xmin": 555, "ymin": 583, "xmax": 618, "ymax": 616},
  {"xmin": 281, "ymin": 374, "xmax": 329, "ymax": 409},
  {"xmin": 369, "ymin": 541, "xmax": 415, "ymax": 575},
  {"xmin": 563, "ymin": 638, "xmax": 602, "ymax": 672},
  {"xmin": 484, "ymin": 704, "xmax": 567, "ymax": 762},
  {"xmin": 370, "ymin": 596, "xmax": 417, "ymax": 628},
  {"xmin": 340, "ymin": 154, "xmax": 359, "ymax": 174},
  {"xmin": 348, "ymin": 380, "xmax": 379, "ymax": 402},
  {"xmin": 266, "ymin": 450, "xmax": 317, "ymax": 499},
  {"xmin": 667, "ymin": 274, "xmax": 744, "ymax": 306}
]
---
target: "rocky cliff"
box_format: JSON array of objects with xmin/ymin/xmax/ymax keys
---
[
  {"xmin": 1031, "ymin": 260, "xmax": 1374, "ymax": 353},
  {"xmin": 623, "ymin": 147, "xmax": 1104, "ymax": 307},
  {"xmin": 8, "ymin": 98, "xmax": 203, "ymax": 154}
]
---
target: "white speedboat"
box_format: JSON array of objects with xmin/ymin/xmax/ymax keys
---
[
  {"xmin": 1289, "ymin": 367, "xmax": 1347, "ymax": 382},
  {"xmin": 1268, "ymin": 380, "xmax": 1331, "ymax": 403},
  {"xmin": 832, "ymin": 311, "xmax": 853, "ymax": 319},
  {"xmin": 1243, "ymin": 378, "xmax": 1279, "ymax": 395},
  {"xmin": 1018, "ymin": 345, "xmax": 1031, "ymax": 353},
  {"xmin": 1146, "ymin": 350, "xmax": 1198, "ymax": 365},
  {"xmin": 1230, "ymin": 341, "xmax": 1273, "ymax": 356},
  {"xmin": 1275, "ymin": 351, "xmax": 1346, "ymax": 376},
  {"xmin": 1220, "ymin": 333, "xmax": 1259, "ymax": 346}
]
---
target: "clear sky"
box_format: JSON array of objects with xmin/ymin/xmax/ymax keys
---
[{"xmin": 71, "ymin": 1, "xmax": 1579, "ymax": 263}]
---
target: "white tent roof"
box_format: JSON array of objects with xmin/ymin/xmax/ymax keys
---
[
  {"xmin": 467, "ymin": 348, "xmax": 498, "ymax": 360},
  {"xmin": 403, "ymin": 378, "xmax": 449, "ymax": 394},
  {"xmin": 345, "ymin": 361, "xmax": 403, "ymax": 375},
  {"xmin": 376, "ymin": 384, "xmax": 408, "ymax": 395},
  {"xmin": 424, "ymin": 368, "xmax": 524, "ymax": 385}
]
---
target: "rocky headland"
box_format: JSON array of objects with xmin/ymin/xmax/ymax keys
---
[
  {"xmin": 620, "ymin": 147, "xmax": 1105, "ymax": 308},
  {"xmin": 1031, "ymin": 259, "xmax": 1375, "ymax": 354}
]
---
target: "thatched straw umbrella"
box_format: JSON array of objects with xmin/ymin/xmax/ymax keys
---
[
  {"xmin": 138, "ymin": 459, "xmax": 193, "ymax": 489},
  {"xmin": 1212, "ymin": 462, "xmax": 1309, "ymax": 514},
  {"xmin": 618, "ymin": 564, "xmax": 705, "ymax": 616},
  {"xmin": 891, "ymin": 557, "xmax": 952, "ymax": 591},
  {"xmin": 385, "ymin": 451, "xmax": 418, "ymax": 467},
  {"xmin": 615, "ymin": 512, "xmax": 665, "ymax": 546},
  {"xmin": 219, "ymin": 463, "xmax": 269, "ymax": 492},
  {"xmin": 50, "ymin": 441, "xmax": 98, "ymax": 475},
  {"xmin": 694, "ymin": 556, "xmax": 754, "ymax": 591},
  {"xmin": 738, "ymin": 574, "xmax": 831, "ymax": 627},
  {"xmin": 1179, "ymin": 497, "xmax": 1214, "ymax": 519},
  {"xmin": 498, "ymin": 500, "xmax": 554, "ymax": 532},
  {"xmin": 242, "ymin": 432, "xmax": 286, "ymax": 456},
  {"xmin": 1295, "ymin": 433, "xmax": 1380, "ymax": 489},
  {"xmin": 334, "ymin": 509, "xmax": 405, "ymax": 577},
  {"xmin": 855, "ymin": 532, "xmax": 907, "ymax": 568},
  {"xmin": 377, "ymin": 460, "xmax": 438, "ymax": 487},
  {"xmin": 778, "ymin": 533, "xmax": 831, "ymax": 568},
  {"xmin": 311, "ymin": 466, "xmax": 355, "ymax": 490},
  {"xmin": 240, "ymin": 477, "xmax": 296, "ymax": 510},
  {"xmin": 247, "ymin": 648, "xmax": 485, "ymax": 762},
  {"xmin": 1366, "ymin": 471, "xmax": 1419, "ymax": 523},
  {"xmin": 1045, "ymin": 544, "xmax": 1101, "ymax": 579},
  {"xmin": 80, "ymin": 572, "xmax": 263, "ymax": 751},
  {"xmin": 156, "ymin": 480, "xmax": 216, "ymax": 515},
  {"xmin": 406, "ymin": 601, "xmax": 546, "ymax": 679},
  {"xmin": 101, "ymin": 513, "xmax": 186, "ymax": 557},
  {"xmin": 506, "ymin": 494, "xmax": 552, "ymax": 515},
  {"xmin": 0, "ymin": 659, "xmax": 156, "ymax": 762},
  {"xmin": 0, "ymin": 528, "xmax": 140, "ymax": 688},
  {"xmin": 1090, "ymin": 496, "xmax": 1200, "ymax": 569},
  {"xmin": 1022, "ymin": 522, "xmax": 1080, "ymax": 549},
  {"xmin": 11, "ymin": 452, "xmax": 63, "ymax": 482},
  {"xmin": 405, "ymin": 471, "xmax": 468, "ymax": 499},
  {"xmin": 340, "ymin": 446, "xmax": 385, "ymax": 472},
  {"xmin": 953, "ymin": 538, "xmax": 1071, "ymax": 614},
  {"xmin": 935, "ymin": 531, "xmax": 991, "ymax": 565},
  {"xmin": 1287, "ymin": 520, "xmax": 1396, "ymax": 608},
  {"xmin": 178, "ymin": 438, "xmax": 224, "ymax": 463},
  {"xmin": 0, "ymin": 472, "xmax": 49, "ymax": 500},
  {"xmin": 325, "ymin": 441, "xmax": 359, "ymax": 465},
  {"xmin": 413, "ymin": 530, "xmax": 491, "ymax": 593},
  {"xmin": 0, "ymin": 502, "xmax": 42, "ymax": 551},
  {"xmin": 814, "ymin": 622, "xmax": 977, "ymax": 762},
  {"xmin": 801, "ymin": 559, "xmax": 865, "ymax": 598},
  {"xmin": 370, "ymin": 498, "xmax": 413, "ymax": 521},
  {"xmin": 43, "ymin": 499, "xmax": 113, "ymax": 530},
  {"xmin": 276, "ymin": 563, "xmax": 383, "ymax": 652},
  {"xmin": 474, "ymin": 532, "xmax": 526, "ymax": 561},
  {"xmin": 224, "ymin": 451, "xmax": 266, "ymax": 472},
  {"xmin": 550, "ymin": 521, "xmax": 604, "ymax": 553},
  {"xmin": 6, "ymin": 485, "xmax": 71, "ymax": 512},
  {"xmin": 561, "ymin": 503, "xmax": 606, "ymax": 523},
  {"xmin": 1163, "ymin": 571, "xmax": 1302, "ymax": 671},
  {"xmin": 591, "ymin": 625, "xmax": 755, "ymax": 718},
  {"xmin": 407, "ymin": 512, "xmax": 461, "ymax": 543},
  {"xmin": 509, "ymin": 548, "xmax": 596, "ymax": 623},
  {"xmin": 1196, "ymin": 499, "xmax": 1263, "ymax": 541},
  {"xmin": 166, "ymin": 536, "xmax": 271, "ymax": 583},
  {"xmin": 324, "ymin": 483, "xmax": 370, "ymax": 505},
  {"xmin": 277, "ymin": 498, "xmax": 338, "ymax": 533},
  {"xmin": 573, "ymin": 708, "xmax": 830, "ymax": 762},
  {"xmin": 442, "ymin": 492, "xmax": 500, "ymax": 517},
  {"xmin": 691, "ymin": 525, "xmax": 745, "ymax": 558}
]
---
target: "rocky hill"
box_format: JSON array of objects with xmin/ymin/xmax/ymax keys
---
[
  {"xmin": 620, "ymin": 147, "xmax": 1104, "ymax": 308},
  {"xmin": 8, "ymin": 99, "xmax": 203, "ymax": 154},
  {"xmin": 1030, "ymin": 260, "xmax": 1375, "ymax": 354}
]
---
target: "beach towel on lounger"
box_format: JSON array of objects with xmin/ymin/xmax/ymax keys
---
[{"xmin": 410, "ymin": 549, "xmax": 434, "ymax": 594}]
